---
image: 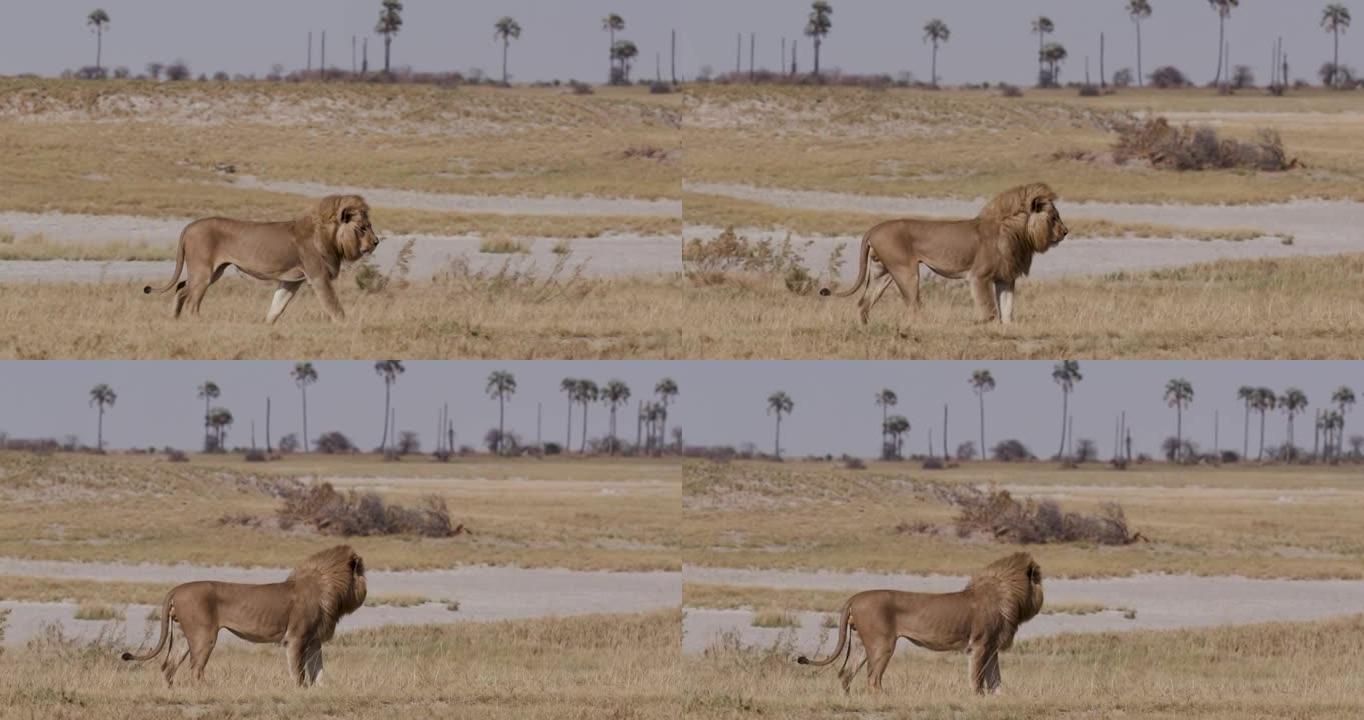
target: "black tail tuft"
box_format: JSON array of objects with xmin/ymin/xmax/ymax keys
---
[
  {"xmin": 818, "ymin": 288, "xmax": 831, "ymax": 297},
  {"xmin": 120, "ymin": 652, "xmax": 134, "ymax": 661},
  {"xmin": 796, "ymin": 656, "xmax": 810, "ymax": 665},
  {"xmin": 142, "ymin": 286, "xmax": 152, "ymax": 294}
]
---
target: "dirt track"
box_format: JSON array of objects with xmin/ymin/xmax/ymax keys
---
[
  {"xmin": 0, "ymin": 558, "xmax": 679, "ymax": 648},
  {"xmin": 682, "ymin": 567, "xmax": 1364, "ymax": 654}
]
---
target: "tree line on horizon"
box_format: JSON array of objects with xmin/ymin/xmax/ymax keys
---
[
  {"xmin": 694, "ymin": 0, "xmax": 1356, "ymax": 92},
  {"xmin": 64, "ymin": 3, "xmax": 679, "ymax": 90},
  {"xmin": 747, "ymin": 362, "xmax": 1360, "ymax": 467},
  {"xmin": 0, "ymin": 364, "xmax": 683, "ymax": 462}
]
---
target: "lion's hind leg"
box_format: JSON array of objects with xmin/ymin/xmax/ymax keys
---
[
  {"xmin": 186, "ymin": 264, "xmax": 229, "ymax": 317},
  {"xmin": 171, "ymin": 281, "xmax": 188, "ymax": 318},
  {"xmin": 858, "ymin": 271, "xmax": 895, "ymax": 326},
  {"xmin": 883, "ymin": 260, "xmax": 922, "ymax": 338},
  {"xmin": 862, "ymin": 635, "xmax": 897, "ymax": 693},
  {"xmin": 838, "ymin": 635, "xmax": 867, "ymax": 694},
  {"xmin": 185, "ymin": 626, "xmax": 219, "ymax": 683}
]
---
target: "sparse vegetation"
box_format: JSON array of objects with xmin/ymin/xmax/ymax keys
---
[
  {"xmin": 72, "ymin": 603, "xmax": 122, "ymax": 621},
  {"xmin": 750, "ymin": 608, "xmax": 800, "ymax": 628},
  {"xmin": 1113, "ymin": 117, "xmax": 1296, "ymax": 172},
  {"xmin": 276, "ymin": 482, "xmax": 461, "ymax": 538},
  {"xmin": 479, "ymin": 235, "xmax": 531, "ymax": 254}
]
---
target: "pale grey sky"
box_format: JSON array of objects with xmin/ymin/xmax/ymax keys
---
[
  {"xmin": 1, "ymin": 361, "xmax": 1359, "ymax": 459},
  {"xmin": 1, "ymin": 0, "xmax": 681, "ymax": 83},
  {"xmin": 6, "ymin": 2, "xmax": 1354, "ymax": 85},
  {"xmin": 680, "ymin": 0, "xmax": 1355, "ymax": 86}
]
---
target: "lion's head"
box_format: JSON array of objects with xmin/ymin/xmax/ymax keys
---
[
  {"xmin": 978, "ymin": 183, "xmax": 1069, "ymax": 256},
  {"xmin": 288, "ymin": 544, "xmax": 368, "ymax": 641},
  {"xmin": 315, "ymin": 195, "xmax": 379, "ymax": 262},
  {"xmin": 967, "ymin": 551, "xmax": 1044, "ymax": 627}
]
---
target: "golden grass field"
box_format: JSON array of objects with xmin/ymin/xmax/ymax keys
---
[
  {"xmin": 683, "ymin": 614, "xmax": 1364, "ymax": 719},
  {"xmin": 683, "ymin": 85, "xmax": 1364, "ymax": 204},
  {"xmin": 0, "ymin": 451, "xmax": 678, "ymax": 572},
  {"xmin": 0, "ymin": 609, "xmax": 680, "ymax": 720},
  {"xmin": 683, "ymin": 460, "xmax": 1364, "ymax": 579},
  {"xmin": 681, "ymin": 253, "xmax": 1364, "ymax": 359}
]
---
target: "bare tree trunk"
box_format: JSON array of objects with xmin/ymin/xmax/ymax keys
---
[
  {"xmin": 301, "ymin": 386, "xmax": 309, "ymax": 453},
  {"xmin": 931, "ymin": 40, "xmax": 938, "ymax": 86},
  {"xmin": 814, "ymin": 38, "xmax": 821, "ymax": 77},
  {"xmin": 384, "ymin": 35, "xmax": 391, "ymax": 74},
  {"xmin": 502, "ymin": 39, "xmax": 509, "ymax": 85},
  {"xmin": 96, "ymin": 29, "xmax": 103, "ymax": 73},
  {"xmin": 498, "ymin": 395, "xmax": 505, "ymax": 455},
  {"xmin": 1214, "ymin": 15, "xmax": 1225, "ymax": 86},
  {"xmin": 380, "ymin": 381, "xmax": 391, "ymax": 452},
  {"xmin": 266, "ymin": 396, "xmax": 272, "ymax": 454},
  {"xmin": 774, "ymin": 414, "xmax": 782, "ymax": 459},
  {"xmin": 321, "ymin": 31, "xmax": 326, "ymax": 81},
  {"xmin": 942, "ymin": 404, "xmax": 948, "ymax": 459},
  {"xmin": 566, "ymin": 393, "xmax": 573, "ymax": 452},
  {"xmin": 978, "ymin": 392, "xmax": 986, "ymax": 461},
  {"xmin": 1136, "ymin": 20, "xmax": 1143, "ymax": 86},
  {"xmin": 671, "ymin": 30, "xmax": 677, "ymax": 84},
  {"xmin": 1058, "ymin": 389, "xmax": 1068, "ymax": 459},
  {"xmin": 308, "ymin": 32, "xmax": 312, "ymax": 72},
  {"xmin": 1100, "ymin": 32, "xmax": 1106, "ymax": 88}
]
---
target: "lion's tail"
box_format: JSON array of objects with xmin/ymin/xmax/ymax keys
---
[
  {"xmin": 796, "ymin": 597, "xmax": 853, "ymax": 667},
  {"xmin": 818, "ymin": 228, "xmax": 874, "ymax": 299},
  {"xmin": 121, "ymin": 589, "xmax": 174, "ymax": 662},
  {"xmin": 143, "ymin": 225, "xmax": 189, "ymax": 295}
]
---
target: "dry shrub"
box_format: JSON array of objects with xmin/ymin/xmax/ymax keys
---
[
  {"xmin": 570, "ymin": 80, "xmax": 594, "ymax": 95},
  {"xmin": 1113, "ymin": 117, "xmax": 1296, "ymax": 172},
  {"xmin": 999, "ymin": 83, "xmax": 1024, "ymax": 97},
  {"xmin": 277, "ymin": 482, "xmax": 465, "ymax": 538},
  {"xmin": 683, "ymin": 227, "xmax": 815, "ymax": 294},
  {"xmin": 947, "ymin": 488, "xmax": 1140, "ymax": 545},
  {"xmin": 621, "ymin": 144, "xmax": 674, "ymax": 161},
  {"xmin": 165, "ymin": 449, "xmax": 188, "ymax": 463},
  {"xmin": 435, "ymin": 251, "xmax": 593, "ymax": 305},
  {"xmin": 478, "ymin": 234, "xmax": 530, "ymax": 254}
]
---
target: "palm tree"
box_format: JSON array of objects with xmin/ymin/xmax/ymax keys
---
[
  {"xmin": 612, "ymin": 40, "xmax": 640, "ymax": 83},
  {"xmin": 767, "ymin": 391, "xmax": 794, "ymax": 459},
  {"xmin": 1127, "ymin": 0, "xmax": 1152, "ymax": 87},
  {"xmin": 1237, "ymin": 385, "xmax": 1255, "ymax": 459},
  {"xmin": 1321, "ymin": 410, "xmax": 1345, "ymax": 459},
  {"xmin": 486, "ymin": 371, "xmax": 517, "ymax": 455},
  {"xmin": 1164, "ymin": 378, "xmax": 1195, "ymax": 463},
  {"xmin": 87, "ymin": 9, "xmax": 110, "ymax": 75},
  {"xmin": 1251, "ymin": 387, "xmax": 1276, "ymax": 461},
  {"xmin": 655, "ymin": 378, "xmax": 679, "ymax": 455},
  {"xmin": 197, "ymin": 381, "xmax": 221, "ymax": 452},
  {"xmin": 89, "ymin": 383, "xmax": 116, "ymax": 452},
  {"xmin": 494, "ymin": 17, "xmax": 522, "ymax": 86},
  {"xmin": 574, "ymin": 379, "xmax": 599, "ymax": 453},
  {"xmin": 1031, "ymin": 16, "xmax": 1055, "ymax": 85},
  {"xmin": 602, "ymin": 13, "xmax": 625, "ymax": 82},
  {"xmin": 210, "ymin": 408, "xmax": 234, "ymax": 450},
  {"xmin": 374, "ymin": 361, "xmax": 405, "ymax": 452},
  {"xmin": 1208, "ymin": 0, "xmax": 1240, "ymax": 86},
  {"xmin": 805, "ymin": 1, "xmax": 833, "ymax": 78},
  {"xmin": 291, "ymin": 362, "xmax": 318, "ymax": 452},
  {"xmin": 1279, "ymin": 388, "xmax": 1309, "ymax": 456},
  {"xmin": 874, "ymin": 389, "xmax": 898, "ymax": 457},
  {"xmin": 1331, "ymin": 386, "xmax": 1355, "ymax": 458},
  {"xmin": 1042, "ymin": 42, "xmax": 1069, "ymax": 85},
  {"xmin": 560, "ymin": 377, "xmax": 577, "ymax": 451},
  {"xmin": 1052, "ymin": 361, "xmax": 1082, "ymax": 459},
  {"xmin": 375, "ymin": 0, "xmax": 403, "ymax": 75},
  {"xmin": 884, "ymin": 415, "xmax": 910, "ymax": 459},
  {"xmin": 923, "ymin": 19, "xmax": 950, "ymax": 87},
  {"xmin": 970, "ymin": 370, "xmax": 995, "ymax": 461},
  {"xmin": 1322, "ymin": 4, "xmax": 1352, "ymax": 88},
  {"xmin": 601, "ymin": 380, "xmax": 631, "ymax": 455}
]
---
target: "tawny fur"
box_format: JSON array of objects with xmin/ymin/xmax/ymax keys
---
[
  {"xmin": 143, "ymin": 195, "xmax": 379, "ymax": 323},
  {"xmin": 120, "ymin": 545, "xmax": 367, "ymax": 687},
  {"xmin": 819, "ymin": 183, "xmax": 1069, "ymax": 329},
  {"xmin": 796, "ymin": 552, "xmax": 1044, "ymax": 695}
]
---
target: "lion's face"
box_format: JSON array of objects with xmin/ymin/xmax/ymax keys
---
[
  {"xmin": 335, "ymin": 198, "xmax": 380, "ymax": 260},
  {"xmin": 1026, "ymin": 196, "xmax": 1069, "ymax": 254}
]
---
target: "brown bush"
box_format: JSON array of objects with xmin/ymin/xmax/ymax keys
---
[
  {"xmin": 682, "ymin": 227, "xmax": 815, "ymax": 293},
  {"xmin": 945, "ymin": 488, "xmax": 1141, "ymax": 545},
  {"xmin": 1112, "ymin": 117, "xmax": 1296, "ymax": 172},
  {"xmin": 277, "ymin": 482, "xmax": 464, "ymax": 538}
]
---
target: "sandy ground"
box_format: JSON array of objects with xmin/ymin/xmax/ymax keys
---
[
  {"xmin": 229, "ymin": 176, "xmax": 681, "ymax": 217},
  {"xmin": 681, "ymin": 567, "xmax": 1364, "ymax": 654},
  {"xmin": 0, "ymin": 212, "xmax": 680, "ymax": 281},
  {"xmin": 0, "ymin": 557, "xmax": 679, "ymax": 648},
  {"xmin": 684, "ymin": 182, "xmax": 1364, "ymax": 281}
]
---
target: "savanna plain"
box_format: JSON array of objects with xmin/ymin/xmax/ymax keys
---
[
  {"xmin": 0, "ymin": 79, "xmax": 682, "ymax": 359},
  {"xmin": 683, "ymin": 86, "xmax": 1364, "ymax": 359},
  {"xmin": 682, "ymin": 459, "xmax": 1364, "ymax": 718},
  {"xmin": 0, "ymin": 451, "xmax": 680, "ymax": 718}
]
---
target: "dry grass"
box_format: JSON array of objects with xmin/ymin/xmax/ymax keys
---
[
  {"xmin": 0, "ymin": 451, "xmax": 679, "ymax": 572},
  {"xmin": 684, "ymin": 85, "xmax": 1364, "ymax": 204},
  {"xmin": 675, "ymin": 253, "xmax": 1364, "ymax": 359},
  {"xmin": 683, "ymin": 192, "xmax": 1282, "ymax": 242},
  {"xmin": 683, "ymin": 461, "xmax": 1364, "ymax": 579},
  {"xmin": 0, "ymin": 272, "xmax": 691, "ymax": 359},
  {"xmin": 749, "ymin": 608, "xmax": 800, "ymax": 628},
  {"xmin": 0, "ymin": 234, "xmax": 174, "ymax": 261},
  {"xmin": 478, "ymin": 235, "xmax": 531, "ymax": 254},
  {"xmin": 684, "ymin": 583, "xmax": 1130, "ymax": 618},
  {"xmin": 685, "ymin": 615, "xmax": 1364, "ymax": 718},
  {"xmin": 72, "ymin": 602, "xmax": 122, "ymax": 621},
  {"xmin": 2, "ymin": 610, "xmax": 680, "ymax": 720},
  {"xmin": 0, "ymin": 576, "xmax": 168, "ymax": 605}
]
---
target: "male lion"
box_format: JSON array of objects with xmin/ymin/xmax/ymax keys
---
[
  {"xmin": 143, "ymin": 195, "xmax": 379, "ymax": 323},
  {"xmin": 120, "ymin": 545, "xmax": 367, "ymax": 687},
  {"xmin": 819, "ymin": 184, "xmax": 1068, "ymax": 328},
  {"xmin": 796, "ymin": 552, "xmax": 1043, "ymax": 695}
]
